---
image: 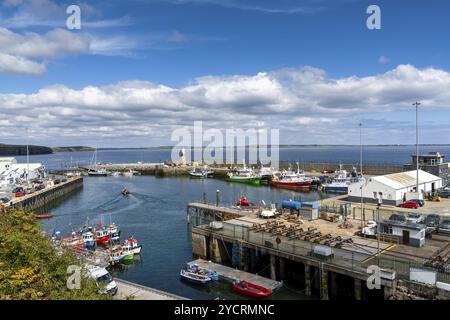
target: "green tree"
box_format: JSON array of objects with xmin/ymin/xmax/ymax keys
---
[{"xmin": 0, "ymin": 207, "xmax": 110, "ymax": 300}]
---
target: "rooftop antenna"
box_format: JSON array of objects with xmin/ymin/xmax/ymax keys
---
[{"xmin": 413, "ymin": 101, "xmax": 421, "ymax": 195}]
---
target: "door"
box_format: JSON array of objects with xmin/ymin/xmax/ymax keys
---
[{"xmin": 402, "ymin": 230, "xmax": 410, "ymax": 245}]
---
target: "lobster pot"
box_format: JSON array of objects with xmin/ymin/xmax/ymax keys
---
[{"xmin": 299, "ymin": 207, "xmax": 319, "ymax": 220}]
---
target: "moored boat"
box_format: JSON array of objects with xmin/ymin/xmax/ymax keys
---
[
  {"xmin": 95, "ymin": 228, "xmax": 110, "ymax": 244},
  {"xmin": 123, "ymin": 237, "xmax": 142, "ymax": 254},
  {"xmin": 180, "ymin": 269, "xmax": 212, "ymax": 284},
  {"xmin": 109, "ymin": 245, "xmax": 123, "ymax": 266},
  {"xmin": 189, "ymin": 264, "xmax": 219, "ymax": 281},
  {"xmin": 271, "ymin": 163, "xmax": 311, "ymax": 189},
  {"xmin": 82, "ymin": 231, "xmax": 96, "ymax": 249},
  {"xmin": 36, "ymin": 213, "xmax": 53, "ymax": 219},
  {"xmin": 232, "ymin": 281, "xmax": 272, "ymax": 298},
  {"xmin": 235, "ymin": 196, "xmax": 258, "ymax": 210},
  {"xmin": 226, "ymin": 163, "xmax": 260, "ymax": 185}
]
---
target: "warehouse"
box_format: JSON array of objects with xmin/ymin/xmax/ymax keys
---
[
  {"xmin": 347, "ymin": 170, "xmax": 443, "ymax": 206},
  {"xmin": 0, "ymin": 157, "xmax": 45, "ymax": 188}
]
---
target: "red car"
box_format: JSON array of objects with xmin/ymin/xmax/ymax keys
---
[
  {"xmin": 15, "ymin": 192, "xmax": 25, "ymax": 198},
  {"xmin": 399, "ymin": 201, "xmax": 419, "ymax": 209}
]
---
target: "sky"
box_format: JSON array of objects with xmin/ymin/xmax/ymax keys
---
[{"xmin": 1, "ymin": 0, "xmax": 450, "ymax": 147}]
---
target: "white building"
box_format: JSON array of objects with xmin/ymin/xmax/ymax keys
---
[
  {"xmin": 348, "ymin": 170, "xmax": 443, "ymax": 206},
  {"xmin": 0, "ymin": 157, "xmax": 45, "ymax": 188}
]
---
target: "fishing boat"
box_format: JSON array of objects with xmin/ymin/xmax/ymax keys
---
[
  {"xmin": 122, "ymin": 188, "xmax": 130, "ymax": 196},
  {"xmin": 109, "ymin": 245, "xmax": 123, "ymax": 266},
  {"xmin": 179, "ymin": 269, "xmax": 212, "ymax": 284},
  {"xmin": 120, "ymin": 244, "xmax": 135, "ymax": 261},
  {"xmin": 107, "ymin": 223, "xmax": 120, "ymax": 241},
  {"xmin": 232, "ymin": 281, "xmax": 272, "ymax": 298},
  {"xmin": 95, "ymin": 228, "xmax": 110, "ymax": 244},
  {"xmin": 82, "ymin": 231, "xmax": 96, "ymax": 249},
  {"xmin": 36, "ymin": 213, "xmax": 53, "ymax": 219},
  {"xmin": 258, "ymin": 166, "xmax": 278, "ymax": 184},
  {"xmin": 188, "ymin": 168, "xmax": 206, "ymax": 178},
  {"xmin": 322, "ymin": 165, "xmax": 363, "ymax": 194},
  {"xmin": 271, "ymin": 164, "xmax": 312, "ymax": 189},
  {"xmin": 122, "ymin": 237, "xmax": 142, "ymax": 254},
  {"xmin": 226, "ymin": 163, "xmax": 260, "ymax": 185}
]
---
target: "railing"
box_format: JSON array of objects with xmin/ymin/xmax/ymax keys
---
[{"xmin": 191, "ymin": 211, "xmax": 450, "ymax": 285}]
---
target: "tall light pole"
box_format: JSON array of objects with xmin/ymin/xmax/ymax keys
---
[
  {"xmin": 413, "ymin": 101, "xmax": 421, "ymax": 196},
  {"xmin": 360, "ymin": 122, "xmax": 364, "ymax": 228}
]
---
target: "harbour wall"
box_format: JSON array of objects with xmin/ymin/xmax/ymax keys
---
[
  {"xmin": 85, "ymin": 162, "xmax": 403, "ymax": 177},
  {"xmin": 7, "ymin": 176, "xmax": 83, "ymax": 212}
]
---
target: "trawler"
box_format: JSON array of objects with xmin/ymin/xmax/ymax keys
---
[{"xmin": 226, "ymin": 162, "xmax": 260, "ymax": 185}]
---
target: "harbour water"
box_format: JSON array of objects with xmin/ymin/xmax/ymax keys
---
[{"xmin": 39, "ymin": 175, "xmax": 329, "ymax": 300}]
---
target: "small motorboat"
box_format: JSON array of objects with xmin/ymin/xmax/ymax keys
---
[
  {"xmin": 36, "ymin": 213, "xmax": 53, "ymax": 219},
  {"xmin": 235, "ymin": 196, "xmax": 258, "ymax": 210},
  {"xmin": 122, "ymin": 188, "xmax": 130, "ymax": 196},
  {"xmin": 232, "ymin": 281, "xmax": 272, "ymax": 298},
  {"xmin": 189, "ymin": 264, "xmax": 219, "ymax": 281},
  {"xmin": 180, "ymin": 269, "xmax": 211, "ymax": 284}
]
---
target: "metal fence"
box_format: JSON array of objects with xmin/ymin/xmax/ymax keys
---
[{"xmin": 191, "ymin": 210, "xmax": 450, "ymax": 285}]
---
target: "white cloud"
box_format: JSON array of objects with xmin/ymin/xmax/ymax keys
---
[
  {"xmin": 2, "ymin": 64, "xmax": 450, "ymax": 145},
  {"xmin": 0, "ymin": 27, "xmax": 90, "ymax": 74}
]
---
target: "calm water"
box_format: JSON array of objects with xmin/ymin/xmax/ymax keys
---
[
  {"xmin": 40, "ymin": 176, "xmax": 329, "ymax": 300},
  {"xmin": 15, "ymin": 145, "xmax": 450, "ymax": 170}
]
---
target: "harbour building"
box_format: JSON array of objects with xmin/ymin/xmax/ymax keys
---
[
  {"xmin": 347, "ymin": 170, "xmax": 443, "ymax": 206},
  {"xmin": 404, "ymin": 152, "xmax": 449, "ymax": 185}
]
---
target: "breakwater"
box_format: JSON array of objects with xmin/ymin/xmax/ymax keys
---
[
  {"xmin": 88, "ymin": 161, "xmax": 403, "ymax": 177},
  {"xmin": 7, "ymin": 176, "xmax": 83, "ymax": 212}
]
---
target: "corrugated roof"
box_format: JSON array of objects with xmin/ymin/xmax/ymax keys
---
[{"xmin": 372, "ymin": 170, "xmax": 441, "ymax": 190}]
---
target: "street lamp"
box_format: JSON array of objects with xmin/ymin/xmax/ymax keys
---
[
  {"xmin": 376, "ymin": 193, "xmax": 383, "ymax": 266},
  {"xmin": 413, "ymin": 101, "xmax": 421, "ymax": 196}
]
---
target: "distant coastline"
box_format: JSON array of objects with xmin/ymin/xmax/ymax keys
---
[
  {"xmin": 0, "ymin": 144, "xmax": 53, "ymax": 156},
  {"xmin": 52, "ymin": 146, "xmax": 95, "ymax": 152}
]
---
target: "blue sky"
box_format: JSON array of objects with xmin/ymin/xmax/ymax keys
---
[{"xmin": 1, "ymin": 0, "xmax": 450, "ymax": 147}]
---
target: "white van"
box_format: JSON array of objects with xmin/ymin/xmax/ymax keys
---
[{"xmin": 85, "ymin": 265, "xmax": 118, "ymax": 296}]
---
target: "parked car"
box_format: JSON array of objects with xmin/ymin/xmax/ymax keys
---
[
  {"xmin": 25, "ymin": 187, "xmax": 35, "ymax": 195},
  {"xmin": 12, "ymin": 186, "xmax": 24, "ymax": 194},
  {"xmin": 406, "ymin": 213, "xmax": 424, "ymax": 224},
  {"xmin": 438, "ymin": 219, "xmax": 450, "ymax": 235},
  {"xmin": 410, "ymin": 199, "xmax": 425, "ymax": 207},
  {"xmin": 438, "ymin": 189, "xmax": 450, "ymax": 198},
  {"xmin": 399, "ymin": 201, "xmax": 419, "ymax": 209},
  {"xmin": 35, "ymin": 184, "xmax": 46, "ymax": 191},
  {"xmin": 0, "ymin": 197, "xmax": 10, "ymax": 204},
  {"xmin": 54, "ymin": 179, "xmax": 61, "ymax": 185},
  {"xmin": 425, "ymin": 214, "xmax": 441, "ymax": 227},
  {"xmin": 15, "ymin": 192, "xmax": 25, "ymax": 198},
  {"xmin": 389, "ymin": 213, "xmax": 407, "ymax": 222}
]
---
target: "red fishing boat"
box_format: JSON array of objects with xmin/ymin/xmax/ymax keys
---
[
  {"xmin": 271, "ymin": 163, "xmax": 312, "ymax": 189},
  {"xmin": 36, "ymin": 213, "xmax": 53, "ymax": 219},
  {"xmin": 232, "ymin": 281, "xmax": 272, "ymax": 298},
  {"xmin": 95, "ymin": 228, "xmax": 110, "ymax": 244}
]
